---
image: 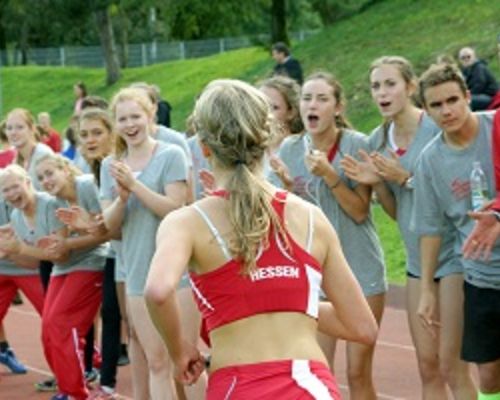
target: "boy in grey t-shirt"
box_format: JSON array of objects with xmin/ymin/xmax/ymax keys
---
[{"xmin": 414, "ymin": 63, "xmax": 500, "ymax": 395}]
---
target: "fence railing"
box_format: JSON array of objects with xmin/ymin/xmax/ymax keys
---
[{"xmin": 0, "ymin": 30, "xmax": 318, "ymax": 68}]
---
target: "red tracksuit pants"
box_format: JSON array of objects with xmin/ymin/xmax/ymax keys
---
[
  {"xmin": 42, "ymin": 271, "xmax": 103, "ymax": 400},
  {"xmin": 0, "ymin": 274, "xmax": 45, "ymax": 320}
]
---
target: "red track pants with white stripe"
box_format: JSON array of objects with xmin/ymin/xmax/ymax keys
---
[
  {"xmin": 42, "ymin": 271, "xmax": 103, "ymax": 400},
  {"xmin": 0, "ymin": 274, "xmax": 45, "ymax": 320}
]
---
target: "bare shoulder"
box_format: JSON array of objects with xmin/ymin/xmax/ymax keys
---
[
  {"xmin": 157, "ymin": 203, "xmax": 201, "ymax": 237},
  {"xmin": 158, "ymin": 196, "xmax": 221, "ymax": 236}
]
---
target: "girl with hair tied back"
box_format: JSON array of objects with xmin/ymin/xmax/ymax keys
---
[
  {"xmin": 341, "ymin": 56, "xmax": 476, "ymax": 399},
  {"xmin": 145, "ymin": 79, "xmax": 377, "ymax": 399},
  {"xmin": 270, "ymin": 71, "xmax": 386, "ymax": 399}
]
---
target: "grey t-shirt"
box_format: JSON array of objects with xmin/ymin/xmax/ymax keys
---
[
  {"xmin": 155, "ymin": 126, "xmax": 193, "ymax": 168},
  {"xmin": 270, "ymin": 130, "xmax": 387, "ymax": 296},
  {"xmin": 10, "ymin": 192, "xmax": 65, "ymax": 270},
  {"xmin": 100, "ymin": 141, "xmax": 189, "ymax": 295},
  {"xmin": 0, "ymin": 194, "xmax": 37, "ymax": 276},
  {"xmin": 29, "ymin": 143, "xmax": 53, "ymax": 190},
  {"xmin": 367, "ymin": 113, "xmax": 458, "ymax": 278},
  {"xmin": 51, "ymin": 174, "xmax": 107, "ymax": 276},
  {"xmin": 412, "ymin": 112, "xmax": 499, "ymax": 289},
  {"xmin": 187, "ymin": 135, "xmax": 210, "ymax": 201}
]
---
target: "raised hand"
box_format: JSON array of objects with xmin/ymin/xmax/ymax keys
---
[
  {"xmin": 56, "ymin": 206, "xmax": 95, "ymax": 231},
  {"xmin": 37, "ymin": 235, "xmax": 66, "ymax": 258},
  {"xmin": 0, "ymin": 228, "xmax": 21, "ymax": 255},
  {"xmin": 305, "ymin": 149, "xmax": 334, "ymax": 178},
  {"xmin": 371, "ymin": 150, "xmax": 409, "ymax": 185},
  {"xmin": 463, "ymin": 211, "xmax": 500, "ymax": 260},
  {"xmin": 269, "ymin": 155, "xmax": 293, "ymax": 189},
  {"xmin": 341, "ymin": 150, "xmax": 381, "ymax": 185},
  {"xmin": 110, "ymin": 160, "xmax": 136, "ymax": 191}
]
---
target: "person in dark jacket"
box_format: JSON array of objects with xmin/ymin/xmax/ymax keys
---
[
  {"xmin": 459, "ymin": 47, "xmax": 499, "ymax": 111},
  {"xmin": 271, "ymin": 42, "xmax": 303, "ymax": 85}
]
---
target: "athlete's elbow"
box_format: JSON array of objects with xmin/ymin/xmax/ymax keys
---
[
  {"xmin": 354, "ymin": 318, "xmax": 378, "ymax": 345},
  {"xmin": 144, "ymin": 280, "xmax": 176, "ymax": 307}
]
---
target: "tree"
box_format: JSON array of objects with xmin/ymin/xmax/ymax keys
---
[
  {"xmin": 94, "ymin": 5, "xmax": 121, "ymax": 85},
  {"xmin": 271, "ymin": 0, "xmax": 289, "ymax": 45}
]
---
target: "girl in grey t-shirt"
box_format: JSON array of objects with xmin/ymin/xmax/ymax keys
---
[
  {"xmin": 4, "ymin": 108, "xmax": 53, "ymax": 190},
  {"xmin": 271, "ymin": 72, "xmax": 386, "ymax": 398},
  {"xmin": 101, "ymin": 87, "xmax": 190, "ymax": 400},
  {"xmin": 341, "ymin": 56, "xmax": 475, "ymax": 398}
]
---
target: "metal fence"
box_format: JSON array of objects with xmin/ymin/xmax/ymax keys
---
[{"xmin": 0, "ymin": 30, "xmax": 318, "ymax": 68}]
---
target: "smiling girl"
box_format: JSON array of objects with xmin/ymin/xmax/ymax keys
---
[
  {"xmin": 100, "ymin": 88, "xmax": 189, "ymax": 400},
  {"xmin": 5, "ymin": 108, "xmax": 53, "ymax": 189}
]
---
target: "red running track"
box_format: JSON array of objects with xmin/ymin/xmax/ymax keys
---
[{"xmin": 0, "ymin": 285, "xmax": 467, "ymax": 399}]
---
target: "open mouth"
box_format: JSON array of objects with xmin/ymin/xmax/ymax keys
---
[
  {"xmin": 9, "ymin": 195, "xmax": 22, "ymax": 206},
  {"xmin": 307, "ymin": 115, "xmax": 319, "ymax": 128},
  {"xmin": 379, "ymin": 101, "xmax": 391, "ymax": 108}
]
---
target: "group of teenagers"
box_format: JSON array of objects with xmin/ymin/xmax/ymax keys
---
[{"xmin": 0, "ymin": 53, "xmax": 498, "ymax": 400}]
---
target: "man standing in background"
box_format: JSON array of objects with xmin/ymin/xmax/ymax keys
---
[{"xmin": 271, "ymin": 42, "xmax": 303, "ymax": 85}]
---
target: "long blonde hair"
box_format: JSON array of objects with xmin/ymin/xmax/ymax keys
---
[
  {"xmin": 35, "ymin": 154, "xmax": 82, "ymax": 189},
  {"xmin": 193, "ymin": 79, "xmax": 285, "ymax": 273},
  {"xmin": 109, "ymin": 88, "xmax": 155, "ymax": 158}
]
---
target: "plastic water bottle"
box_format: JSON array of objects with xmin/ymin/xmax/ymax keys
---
[{"xmin": 470, "ymin": 161, "xmax": 489, "ymax": 211}]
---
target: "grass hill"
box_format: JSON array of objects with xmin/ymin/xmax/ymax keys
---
[{"xmin": 2, "ymin": 0, "xmax": 499, "ymax": 283}]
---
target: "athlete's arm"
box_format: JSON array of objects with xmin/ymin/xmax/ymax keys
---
[
  {"xmin": 316, "ymin": 208, "xmax": 378, "ymax": 344},
  {"xmin": 145, "ymin": 207, "xmax": 204, "ymax": 385}
]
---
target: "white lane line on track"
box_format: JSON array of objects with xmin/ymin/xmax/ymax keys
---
[
  {"xmin": 12, "ymin": 307, "xmax": 411, "ymax": 399},
  {"xmin": 378, "ymin": 340, "xmax": 415, "ymax": 352},
  {"xmin": 24, "ymin": 365, "xmax": 133, "ymax": 400},
  {"xmin": 338, "ymin": 383, "xmax": 405, "ymax": 400}
]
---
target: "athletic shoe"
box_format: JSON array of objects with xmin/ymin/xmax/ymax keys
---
[
  {"xmin": 50, "ymin": 394, "xmax": 72, "ymax": 400},
  {"xmin": 0, "ymin": 349, "xmax": 27, "ymax": 374},
  {"xmin": 87, "ymin": 386, "xmax": 117, "ymax": 399},
  {"xmin": 85, "ymin": 368, "xmax": 100, "ymax": 384},
  {"xmin": 12, "ymin": 291, "xmax": 24, "ymax": 305},
  {"xmin": 116, "ymin": 344, "xmax": 129, "ymax": 367},
  {"xmin": 35, "ymin": 377, "xmax": 58, "ymax": 392}
]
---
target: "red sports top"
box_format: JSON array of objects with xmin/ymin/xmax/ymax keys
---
[{"xmin": 189, "ymin": 191, "xmax": 322, "ymax": 334}]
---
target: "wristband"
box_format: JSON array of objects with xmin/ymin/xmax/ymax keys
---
[
  {"xmin": 401, "ymin": 175, "xmax": 414, "ymax": 190},
  {"xmin": 328, "ymin": 177, "xmax": 342, "ymax": 190}
]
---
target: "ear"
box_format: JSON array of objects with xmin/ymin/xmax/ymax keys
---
[
  {"xmin": 200, "ymin": 141, "xmax": 212, "ymax": 159},
  {"xmin": 334, "ymin": 103, "xmax": 345, "ymax": 121},
  {"xmin": 465, "ymin": 89, "xmax": 471, "ymax": 104},
  {"xmin": 407, "ymin": 80, "xmax": 417, "ymax": 97}
]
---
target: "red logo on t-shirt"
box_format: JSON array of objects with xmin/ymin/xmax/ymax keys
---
[{"xmin": 451, "ymin": 178, "xmax": 470, "ymax": 200}]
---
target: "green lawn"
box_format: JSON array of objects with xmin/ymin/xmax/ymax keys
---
[{"xmin": 2, "ymin": 0, "xmax": 499, "ymax": 284}]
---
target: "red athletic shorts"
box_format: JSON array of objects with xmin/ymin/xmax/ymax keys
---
[{"xmin": 206, "ymin": 359, "xmax": 340, "ymax": 399}]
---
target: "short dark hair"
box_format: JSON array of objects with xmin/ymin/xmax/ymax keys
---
[
  {"xmin": 418, "ymin": 63, "xmax": 467, "ymax": 106},
  {"xmin": 272, "ymin": 42, "xmax": 290, "ymax": 56},
  {"xmin": 81, "ymin": 95, "xmax": 109, "ymax": 111}
]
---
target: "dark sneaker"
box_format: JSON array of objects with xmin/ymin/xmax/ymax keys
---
[
  {"xmin": 12, "ymin": 291, "xmax": 24, "ymax": 305},
  {"xmin": 0, "ymin": 349, "xmax": 27, "ymax": 374},
  {"xmin": 35, "ymin": 377, "xmax": 58, "ymax": 392},
  {"xmin": 117, "ymin": 344, "xmax": 129, "ymax": 367},
  {"xmin": 85, "ymin": 367, "xmax": 99, "ymax": 384},
  {"xmin": 50, "ymin": 394, "xmax": 73, "ymax": 400}
]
